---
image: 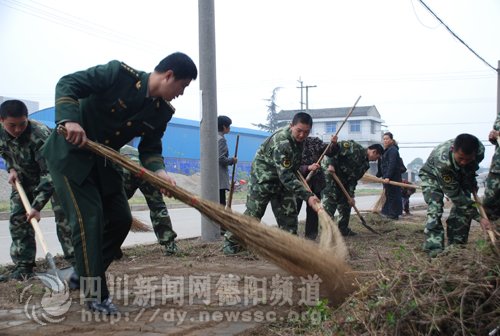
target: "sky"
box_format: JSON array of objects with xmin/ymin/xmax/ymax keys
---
[{"xmin": 0, "ymin": 0, "xmax": 499, "ymax": 168}]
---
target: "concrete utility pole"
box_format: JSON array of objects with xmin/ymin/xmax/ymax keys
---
[
  {"xmin": 297, "ymin": 79, "xmax": 317, "ymax": 112},
  {"xmin": 198, "ymin": 0, "xmax": 220, "ymax": 241},
  {"xmin": 297, "ymin": 78, "xmax": 305, "ymax": 111},
  {"xmin": 304, "ymin": 84, "xmax": 317, "ymax": 112}
]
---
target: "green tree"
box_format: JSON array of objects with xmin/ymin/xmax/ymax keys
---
[{"xmin": 253, "ymin": 87, "xmax": 287, "ymax": 132}]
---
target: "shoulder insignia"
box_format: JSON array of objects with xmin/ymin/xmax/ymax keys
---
[
  {"xmin": 120, "ymin": 62, "xmax": 141, "ymax": 81},
  {"xmin": 343, "ymin": 142, "xmax": 350, "ymax": 148},
  {"xmin": 442, "ymin": 174, "xmax": 453, "ymax": 184},
  {"xmin": 282, "ymin": 157, "xmax": 292, "ymax": 168}
]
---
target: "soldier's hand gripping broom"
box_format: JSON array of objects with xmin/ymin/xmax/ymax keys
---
[{"xmin": 306, "ymin": 96, "xmax": 361, "ymax": 182}]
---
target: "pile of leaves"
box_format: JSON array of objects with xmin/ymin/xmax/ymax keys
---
[{"xmin": 328, "ymin": 242, "xmax": 499, "ymax": 335}]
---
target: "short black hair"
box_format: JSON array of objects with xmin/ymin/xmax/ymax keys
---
[
  {"xmin": 453, "ymin": 133, "xmax": 480, "ymax": 155},
  {"xmin": 154, "ymin": 52, "xmax": 198, "ymax": 80},
  {"xmin": 218, "ymin": 115, "xmax": 232, "ymax": 132},
  {"xmin": 291, "ymin": 112, "xmax": 313, "ymax": 127},
  {"xmin": 383, "ymin": 131, "xmax": 394, "ymax": 139},
  {"xmin": 0, "ymin": 100, "xmax": 28, "ymax": 119},
  {"xmin": 368, "ymin": 143, "xmax": 384, "ymax": 155}
]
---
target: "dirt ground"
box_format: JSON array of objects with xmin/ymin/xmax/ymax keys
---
[{"xmin": 0, "ymin": 211, "xmax": 495, "ymax": 335}]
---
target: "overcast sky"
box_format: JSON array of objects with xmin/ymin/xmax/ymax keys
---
[{"xmin": 0, "ymin": 0, "xmax": 498, "ymax": 167}]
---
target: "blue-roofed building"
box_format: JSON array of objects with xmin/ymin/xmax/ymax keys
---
[{"xmin": 2, "ymin": 107, "xmax": 270, "ymax": 178}]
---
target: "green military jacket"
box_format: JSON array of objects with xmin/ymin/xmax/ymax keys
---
[
  {"xmin": 322, "ymin": 140, "xmax": 369, "ymax": 195},
  {"xmin": 250, "ymin": 126, "xmax": 314, "ymax": 201},
  {"xmin": 419, "ymin": 139, "xmax": 485, "ymax": 218},
  {"xmin": 42, "ymin": 60, "xmax": 174, "ymax": 194},
  {"xmin": 0, "ymin": 120, "xmax": 54, "ymax": 211}
]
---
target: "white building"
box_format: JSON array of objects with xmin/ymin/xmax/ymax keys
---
[{"xmin": 276, "ymin": 105, "xmax": 384, "ymax": 147}]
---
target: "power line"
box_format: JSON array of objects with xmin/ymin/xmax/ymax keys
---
[{"xmin": 418, "ymin": 0, "xmax": 497, "ymax": 72}]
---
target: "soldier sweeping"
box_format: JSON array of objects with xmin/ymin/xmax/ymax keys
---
[
  {"xmin": 321, "ymin": 140, "xmax": 383, "ymax": 236},
  {"xmin": 0, "ymin": 100, "xmax": 74, "ymax": 282},
  {"xmin": 419, "ymin": 133, "xmax": 492, "ymax": 257},
  {"xmin": 483, "ymin": 112, "xmax": 500, "ymax": 221},
  {"xmin": 41, "ymin": 52, "xmax": 197, "ymax": 314},
  {"xmin": 224, "ymin": 112, "xmax": 321, "ymax": 254}
]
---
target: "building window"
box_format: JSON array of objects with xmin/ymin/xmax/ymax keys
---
[
  {"xmin": 325, "ymin": 121, "xmax": 336, "ymax": 133},
  {"xmin": 350, "ymin": 120, "xmax": 361, "ymax": 133},
  {"xmin": 371, "ymin": 121, "xmax": 377, "ymax": 134}
]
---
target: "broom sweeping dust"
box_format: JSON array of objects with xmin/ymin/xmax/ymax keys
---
[{"xmin": 57, "ymin": 126, "xmax": 356, "ymax": 304}]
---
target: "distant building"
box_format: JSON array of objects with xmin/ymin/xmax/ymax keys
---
[
  {"xmin": 0, "ymin": 96, "xmax": 39, "ymax": 114},
  {"xmin": 276, "ymin": 105, "xmax": 384, "ymax": 147}
]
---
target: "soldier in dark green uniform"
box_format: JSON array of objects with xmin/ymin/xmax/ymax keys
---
[
  {"xmin": 321, "ymin": 140, "xmax": 383, "ymax": 236},
  {"xmin": 419, "ymin": 133, "xmax": 492, "ymax": 257},
  {"xmin": 0, "ymin": 100, "xmax": 74, "ymax": 281},
  {"xmin": 483, "ymin": 113, "xmax": 500, "ymax": 220},
  {"xmin": 224, "ymin": 112, "xmax": 321, "ymax": 254},
  {"xmin": 120, "ymin": 145, "xmax": 178, "ymax": 255},
  {"xmin": 41, "ymin": 52, "xmax": 197, "ymax": 314}
]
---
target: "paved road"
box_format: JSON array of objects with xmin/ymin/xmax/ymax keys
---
[{"xmin": 0, "ymin": 193, "xmax": 426, "ymax": 265}]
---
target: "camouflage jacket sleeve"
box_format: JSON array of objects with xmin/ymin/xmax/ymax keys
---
[
  {"xmin": 273, "ymin": 141, "xmax": 314, "ymax": 201},
  {"xmin": 31, "ymin": 125, "xmax": 55, "ymax": 211},
  {"xmin": 494, "ymin": 112, "xmax": 500, "ymax": 131}
]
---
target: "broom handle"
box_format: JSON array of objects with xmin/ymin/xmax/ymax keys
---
[
  {"xmin": 296, "ymin": 172, "xmax": 323, "ymax": 214},
  {"xmin": 472, "ymin": 191, "xmax": 497, "ymax": 247},
  {"xmin": 363, "ymin": 174, "xmax": 420, "ymax": 189},
  {"xmin": 226, "ymin": 134, "xmax": 240, "ymax": 209},
  {"xmin": 330, "ymin": 171, "xmax": 364, "ymax": 220},
  {"xmin": 306, "ymin": 95, "xmax": 361, "ymax": 182},
  {"xmin": 15, "ymin": 180, "xmax": 50, "ymax": 255}
]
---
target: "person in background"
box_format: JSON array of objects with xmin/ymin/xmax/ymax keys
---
[
  {"xmin": 119, "ymin": 145, "xmax": 178, "ymax": 256},
  {"xmin": 218, "ymin": 116, "xmax": 237, "ymax": 235},
  {"xmin": 419, "ymin": 133, "xmax": 491, "ymax": 257},
  {"xmin": 483, "ymin": 112, "xmax": 500, "ymax": 221},
  {"xmin": 378, "ymin": 132, "xmax": 403, "ymax": 220},
  {"xmin": 223, "ymin": 112, "xmax": 321, "ymax": 254},
  {"xmin": 41, "ymin": 52, "xmax": 197, "ymax": 314},
  {"xmin": 0, "ymin": 100, "xmax": 74, "ymax": 282},
  {"xmin": 297, "ymin": 135, "xmax": 335, "ymax": 240},
  {"xmin": 322, "ymin": 140, "xmax": 384, "ymax": 236},
  {"xmin": 401, "ymin": 179, "xmax": 416, "ymax": 215}
]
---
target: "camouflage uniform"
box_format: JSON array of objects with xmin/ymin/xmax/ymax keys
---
[
  {"xmin": 483, "ymin": 113, "xmax": 500, "ymax": 220},
  {"xmin": 120, "ymin": 145, "xmax": 177, "ymax": 248},
  {"xmin": 418, "ymin": 139, "xmax": 484, "ymax": 254},
  {"xmin": 321, "ymin": 140, "xmax": 370, "ymax": 235},
  {"xmin": 224, "ymin": 127, "xmax": 314, "ymax": 252},
  {"xmin": 0, "ymin": 120, "xmax": 74, "ymax": 273}
]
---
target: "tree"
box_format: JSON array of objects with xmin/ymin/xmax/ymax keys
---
[
  {"xmin": 407, "ymin": 157, "xmax": 424, "ymax": 172},
  {"xmin": 253, "ymin": 87, "xmax": 287, "ymax": 132}
]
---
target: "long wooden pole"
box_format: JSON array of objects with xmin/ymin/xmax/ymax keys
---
[
  {"xmin": 362, "ymin": 173, "xmax": 420, "ymax": 189},
  {"xmin": 226, "ymin": 134, "xmax": 240, "ymax": 209},
  {"xmin": 306, "ymin": 95, "xmax": 361, "ymax": 182}
]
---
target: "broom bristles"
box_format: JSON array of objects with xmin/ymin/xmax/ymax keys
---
[
  {"xmin": 372, "ymin": 190, "xmax": 386, "ymax": 213},
  {"xmin": 66, "ymin": 130, "xmax": 357, "ymax": 305},
  {"xmin": 130, "ymin": 217, "xmax": 153, "ymax": 232}
]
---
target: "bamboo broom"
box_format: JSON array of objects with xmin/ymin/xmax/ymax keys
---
[
  {"xmin": 472, "ymin": 191, "xmax": 499, "ymax": 256},
  {"xmin": 226, "ymin": 134, "xmax": 240, "ymax": 209},
  {"xmin": 296, "ymin": 172, "xmax": 348, "ymax": 259},
  {"xmin": 56, "ymin": 126, "xmax": 356, "ymax": 304},
  {"xmin": 371, "ymin": 190, "xmax": 386, "ymax": 214},
  {"xmin": 130, "ymin": 217, "xmax": 153, "ymax": 232}
]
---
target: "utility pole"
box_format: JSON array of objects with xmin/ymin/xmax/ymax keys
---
[
  {"xmin": 198, "ymin": 0, "xmax": 220, "ymax": 241},
  {"xmin": 304, "ymin": 84, "xmax": 317, "ymax": 112},
  {"xmin": 296, "ymin": 78, "xmax": 304, "ymax": 111},
  {"xmin": 296, "ymin": 78, "xmax": 317, "ymax": 112}
]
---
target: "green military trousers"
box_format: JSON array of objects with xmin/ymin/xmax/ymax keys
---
[{"xmin": 50, "ymin": 167, "xmax": 131, "ymax": 301}]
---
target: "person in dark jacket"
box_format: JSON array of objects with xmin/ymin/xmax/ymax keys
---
[{"xmin": 378, "ymin": 132, "xmax": 403, "ymax": 219}]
